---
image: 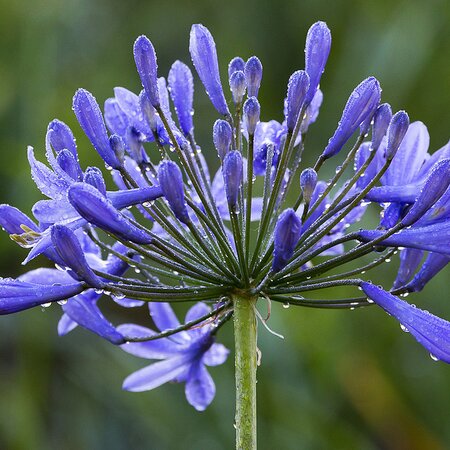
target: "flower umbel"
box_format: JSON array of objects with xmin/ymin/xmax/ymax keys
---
[{"xmin": 1, "ymin": 21, "xmax": 449, "ymax": 448}]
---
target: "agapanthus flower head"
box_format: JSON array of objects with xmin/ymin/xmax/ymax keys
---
[{"xmin": 1, "ymin": 20, "xmax": 449, "ymax": 417}]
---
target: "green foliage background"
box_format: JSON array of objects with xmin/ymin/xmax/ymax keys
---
[{"xmin": 0, "ymin": 0, "xmax": 449, "ymax": 448}]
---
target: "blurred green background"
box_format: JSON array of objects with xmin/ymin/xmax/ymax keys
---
[{"xmin": 0, "ymin": 0, "xmax": 449, "ymax": 448}]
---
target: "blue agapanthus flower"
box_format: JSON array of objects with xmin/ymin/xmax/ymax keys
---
[{"xmin": 1, "ymin": 21, "xmax": 449, "ymax": 413}]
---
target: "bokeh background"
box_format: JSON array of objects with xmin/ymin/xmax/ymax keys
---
[{"xmin": 0, "ymin": 0, "xmax": 449, "ymax": 448}]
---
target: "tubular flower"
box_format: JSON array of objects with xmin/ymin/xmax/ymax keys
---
[{"xmin": 1, "ymin": 21, "xmax": 449, "ymax": 420}]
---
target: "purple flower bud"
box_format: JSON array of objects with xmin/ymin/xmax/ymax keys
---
[
  {"xmin": 47, "ymin": 119, "xmax": 78, "ymax": 159},
  {"xmin": 229, "ymin": 70, "xmax": 246, "ymax": 105},
  {"xmin": 244, "ymin": 56, "xmax": 263, "ymax": 98},
  {"xmin": 139, "ymin": 90, "xmax": 157, "ymax": 132},
  {"xmin": 73, "ymin": 89, "xmax": 121, "ymax": 169},
  {"xmin": 361, "ymin": 282, "xmax": 450, "ymax": 363},
  {"xmin": 51, "ymin": 225, "xmax": 103, "ymax": 288},
  {"xmin": 272, "ymin": 208, "xmax": 302, "ymax": 272},
  {"xmin": 0, "ymin": 278, "xmax": 84, "ymax": 315},
  {"xmin": 83, "ymin": 167, "xmax": 107, "ymax": 196},
  {"xmin": 158, "ymin": 161, "xmax": 190, "ymax": 224},
  {"xmin": 372, "ymin": 103, "xmax": 392, "ymax": 150},
  {"xmin": 109, "ymin": 134, "xmax": 125, "ymax": 165},
  {"xmin": 300, "ymin": 168, "xmax": 318, "ymax": 204},
  {"xmin": 190, "ymin": 24, "xmax": 229, "ymax": 116},
  {"xmin": 56, "ymin": 149, "xmax": 83, "ymax": 181},
  {"xmin": 0, "ymin": 205, "xmax": 38, "ymax": 234},
  {"xmin": 304, "ymin": 21, "xmax": 331, "ymax": 104},
  {"xmin": 286, "ymin": 70, "xmax": 310, "ymax": 131},
  {"xmin": 402, "ymin": 159, "xmax": 450, "ymax": 226},
  {"xmin": 322, "ymin": 77, "xmax": 381, "ymax": 159},
  {"xmin": 222, "ymin": 150, "xmax": 243, "ymax": 208},
  {"xmin": 168, "ymin": 60, "xmax": 194, "ymax": 135},
  {"xmin": 228, "ymin": 56, "xmax": 245, "ymax": 77},
  {"xmin": 68, "ymin": 183, "xmax": 152, "ymax": 244},
  {"xmin": 385, "ymin": 111, "xmax": 409, "ymax": 160},
  {"xmin": 133, "ymin": 35, "xmax": 160, "ymax": 108},
  {"xmin": 213, "ymin": 120, "xmax": 232, "ymax": 160},
  {"xmin": 243, "ymin": 97, "xmax": 260, "ymax": 135}
]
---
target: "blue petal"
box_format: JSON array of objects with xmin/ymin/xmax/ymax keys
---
[
  {"xmin": 118, "ymin": 323, "xmax": 180, "ymax": 358},
  {"xmin": 104, "ymin": 98, "xmax": 129, "ymax": 137},
  {"xmin": 203, "ymin": 343, "xmax": 230, "ymax": 367},
  {"xmin": 406, "ymin": 253, "xmax": 450, "ymax": 292},
  {"xmin": 0, "ymin": 278, "xmax": 84, "ymax": 314},
  {"xmin": 362, "ymin": 283, "xmax": 450, "ymax": 363},
  {"xmin": 68, "ymin": 183, "xmax": 153, "ymax": 244},
  {"xmin": 28, "ymin": 147, "xmax": 71, "ymax": 200},
  {"xmin": 51, "ymin": 225, "xmax": 103, "ymax": 288},
  {"xmin": 122, "ymin": 354, "xmax": 191, "ymax": 392},
  {"xmin": 393, "ymin": 248, "xmax": 424, "ymax": 289},
  {"xmin": 357, "ymin": 221, "xmax": 450, "ymax": 256},
  {"xmin": 149, "ymin": 302, "xmax": 190, "ymax": 343},
  {"xmin": 401, "ymin": 159, "xmax": 450, "ymax": 226},
  {"xmin": 185, "ymin": 362, "xmax": 216, "ymax": 411},
  {"xmin": 382, "ymin": 121, "xmax": 430, "ymax": 186},
  {"xmin": 0, "ymin": 205, "xmax": 38, "ymax": 234},
  {"xmin": 58, "ymin": 313, "xmax": 78, "ymax": 336},
  {"xmin": 62, "ymin": 292, "xmax": 125, "ymax": 344}
]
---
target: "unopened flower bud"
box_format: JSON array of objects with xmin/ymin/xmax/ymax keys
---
[
  {"xmin": 133, "ymin": 35, "xmax": 160, "ymax": 108},
  {"xmin": 228, "ymin": 56, "xmax": 245, "ymax": 77},
  {"xmin": 304, "ymin": 21, "xmax": 331, "ymax": 104},
  {"xmin": 222, "ymin": 150, "xmax": 243, "ymax": 209},
  {"xmin": 158, "ymin": 161, "xmax": 190, "ymax": 224},
  {"xmin": 73, "ymin": 89, "xmax": 121, "ymax": 169},
  {"xmin": 83, "ymin": 167, "xmax": 107, "ymax": 196},
  {"xmin": 229, "ymin": 70, "xmax": 246, "ymax": 105},
  {"xmin": 213, "ymin": 120, "xmax": 232, "ymax": 160},
  {"xmin": 168, "ymin": 61, "xmax": 194, "ymax": 135},
  {"xmin": 272, "ymin": 209, "xmax": 302, "ymax": 272},
  {"xmin": 322, "ymin": 77, "xmax": 381, "ymax": 159},
  {"xmin": 243, "ymin": 97, "xmax": 260, "ymax": 135},
  {"xmin": 286, "ymin": 70, "xmax": 310, "ymax": 131},
  {"xmin": 244, "ymin": 56, "xmax": 263, "ymax": 98},
  {"xmin": 300, "ymin": 168, "xmax": 318, "ymax": 204},
  {"xmin": 386, "ymin": 111, "xmax": 409, "ymax": 160},
  {"xmin": 56, "ymin": 149, "xmax": 83, "ymax": 181},
  {"xmin": 372, "ymin": 103, "xmax": 392, "ymax": 150},
  {"xmin": 190, "ymin": 24, "xmax": 229, "ymax": 116}
]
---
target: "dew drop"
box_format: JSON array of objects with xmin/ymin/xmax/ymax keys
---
[
  {"xmin": 57, "ymin": 299, "xmax": 68, "ymax": 306},
  {"xmin": 430, "ymin": 353, "xmax": 439, "ymax": 362},
  {"xmin": 400, "ymin": 324, "xmax": 409, "ymax": 333},
  {"xmin": 282, "ymin": 302, "xmax": 290, "ymax": 309}
]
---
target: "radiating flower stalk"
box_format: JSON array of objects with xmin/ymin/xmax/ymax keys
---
[{"xmin": 1, "ymin": 21, "xmax": 450, "ymax": 450}]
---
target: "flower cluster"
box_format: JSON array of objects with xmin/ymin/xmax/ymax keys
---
[{"xmin": 1, "ymin": 21, "xmax": 449, "ymax": 410}]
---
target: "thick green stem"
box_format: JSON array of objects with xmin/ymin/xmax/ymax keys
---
[{"xmin": 233, "ymin": 294, "xmax": 258, "ymax": 450}]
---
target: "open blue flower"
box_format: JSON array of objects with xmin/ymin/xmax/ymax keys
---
[{"xmin": 118, "ymin": 302, "xmax": 229, "ymax": 411}]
